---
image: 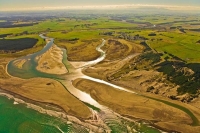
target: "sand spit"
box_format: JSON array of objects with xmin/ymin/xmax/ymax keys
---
[
  {"xmin": 13, "ymin": 59, "xmax": 27, "ymax": 69},
  {"xmin": 36, "ymin": 44, "xmax": 68, "ymax": 75}
]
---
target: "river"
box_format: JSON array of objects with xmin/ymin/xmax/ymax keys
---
[{"xmin": 4, "ymin": 35, "xmax": 163, "ymax": 133}]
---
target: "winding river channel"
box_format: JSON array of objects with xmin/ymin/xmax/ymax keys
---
[{"xmin": 4, "ymin": 35, "xmax": 166, "ymax": 132}]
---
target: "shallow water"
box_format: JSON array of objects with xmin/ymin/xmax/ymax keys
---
[{"xmin": 7, "ymin": 36, "xmax": 62, "ymax": 79}]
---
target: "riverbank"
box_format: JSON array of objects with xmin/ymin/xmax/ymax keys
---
[
  {"xmin": 36, "ymin": 44, "xmax": 68, "ymax": 75},
  {"xmin": 73, "ymin": 78, "xmax": 200, "ymax": 133},
  {"xmin": 69, "ymin": 39, "xmax": 106, "ymax": 69}
]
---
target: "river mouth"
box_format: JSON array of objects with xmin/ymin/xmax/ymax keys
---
[{"xmin": 6, "ymin": 34, "xmax": 194, "ymax": 132}]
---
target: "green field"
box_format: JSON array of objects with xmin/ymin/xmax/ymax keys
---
[
  {"xmin": 1, "ymin": 15, "xmax": 200, "ymax": 62},
  {"xmin": 147, "ymin": 30, "xmax": 200, "ymax": 62}
]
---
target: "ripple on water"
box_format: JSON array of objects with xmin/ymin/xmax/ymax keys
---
[{"xmin": 0, "ymin": 96, "xmax": 89, "ymax": 133}]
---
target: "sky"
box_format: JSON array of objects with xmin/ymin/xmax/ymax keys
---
[{"xmin": 0, "ymin": 0, "xmax": 200, "ymax": 11}]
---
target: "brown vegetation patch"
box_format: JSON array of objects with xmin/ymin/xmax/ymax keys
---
[
  {"xmin": 0, "ymin": 77, "xmax": 91, "ymax": 119},
  {"xmin": 0, "ymin": 58, "xmax": 12, "ymax": 79},
  {"xmin": 57, "ymin": 39, "xmax": 101, "ymax": 61},
  {"xmin": 102, "ymin": 39, "xmax": 143, "ymax": 60},
  {"xmin": 72, "ymin": 78, "xmax": 200, "ymax": 132}
]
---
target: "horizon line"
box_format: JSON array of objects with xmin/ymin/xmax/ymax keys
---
[{"xmin": 1, "ymin": 4, "xmax": 200, "ymax": 11}]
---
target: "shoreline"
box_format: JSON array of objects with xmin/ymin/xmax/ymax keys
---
[{"xmin": 0, "ymin": 89, "xmax": 109, "ymax": 132}]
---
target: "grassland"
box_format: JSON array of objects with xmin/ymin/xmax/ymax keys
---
[{"xmin": 147, "ymin": 30, "xmax": 200, "ymax": 63}]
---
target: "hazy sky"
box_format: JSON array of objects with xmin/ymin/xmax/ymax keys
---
[{"xmin": 0, "ymin": 0, "xmax": 200, "ymax": 11}]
